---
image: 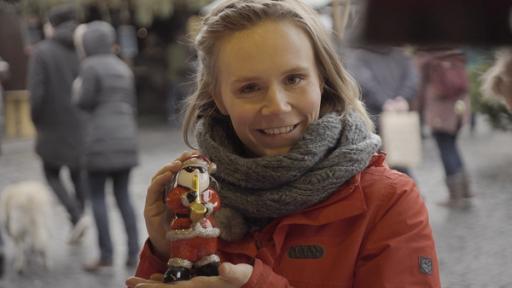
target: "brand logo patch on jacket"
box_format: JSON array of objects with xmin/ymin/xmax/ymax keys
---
[
  {"xmin": 288, "ymin": 245, "xmax": 324, "ymax": 259},
  {"xmin": 419, "ymin": 256, "xmax": 433, "ymax": 275}
]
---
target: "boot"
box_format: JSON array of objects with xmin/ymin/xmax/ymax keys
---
[
  {"xmin": 163, "ymin": 266, "xmax": 192, "ymax": 283},
  {"xmin": 0, "ymin": 249, "xmax": 5, "ymax": 278},
  {"xmin": 461, "ymin": 170, "xmax": 474, "ymax": 198},
  {"xmin": 195, "ymin": 261, "xmax": 220, "ymax": 277},
  {"xmin": 438, "ymin": 171, "xmax": 467, "ymax": 207}
]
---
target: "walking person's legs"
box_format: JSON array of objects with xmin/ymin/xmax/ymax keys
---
[
  {"xmin": 111, "ymin": 169, "xmax": 140, "ymax": 267},
  {"xmin": 69, "ymin": 167, "xmax": 88, "ymax": 213},
  {"xmin": 68, "ymin": 167, "xmax": 90, "ymax": 243},
  {"xmin": 0, "ymin": 230, "xmax": 4, "ymax": 278},
  {"xmin": 433, "ymin": 131, "xmax": 463, "ymax": 176},
  {"xmin": 433, "ymin": 131, "xmax": 472, "ymax": 206},
  {"xmin": 84, "ymin": 171, "xmax": 113, "ymax": 271},
  {"xmin": 43, "ymin": 162, "xmax": 82, "ymax": 225}
]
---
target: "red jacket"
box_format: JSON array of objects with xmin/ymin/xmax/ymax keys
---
[{"xmin": 135, "ymin": 154, "xmax": 441, "ymax": 287}]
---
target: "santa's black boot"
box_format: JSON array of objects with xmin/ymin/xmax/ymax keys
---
[
  {"xmin": 195, "ymin": 261, "xmax": 220, "ymax": 277},
  {"xmin": 163, "ymin": 266, "xmax": 192, "ymax": 283}
]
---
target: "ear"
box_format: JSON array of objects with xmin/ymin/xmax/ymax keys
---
[{"xmin": 213, "ymin": 92, "xmax": 228, "ymax": 115}]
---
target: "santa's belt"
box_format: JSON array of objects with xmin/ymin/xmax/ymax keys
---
[{"xmin": 175, "ymin": 213, "xmax": 189, "ymax": 219}]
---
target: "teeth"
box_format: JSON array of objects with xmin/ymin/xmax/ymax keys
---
[{"xmin": 262, "ymin": 125, "xmax": 295, "ymax": 135}]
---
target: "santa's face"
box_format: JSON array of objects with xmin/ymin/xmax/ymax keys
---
[{"xmin": 176, "ymin": 165, "xmax": 210, "ymax": 192}]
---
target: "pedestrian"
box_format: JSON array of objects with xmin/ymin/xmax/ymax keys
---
[
  {"xmin": 0, "ymin": 230, "xmax": 3, "ymax": 278},
  {"xmin": 27, "ymin": 4, "xmax": 88, "ymax": 244},
  {"xmin": 126, "ymin": 1, "xmax": 441, "ymax": 287},
  {"xmin": 0, "ymin": 56, "xmax": 8, "ymax": 154},
  {"xmin": 74, "ymin": 21, "xmax": 140, "ymax": 271},
  {"xmin": 344, "ymin": 45, "xmax": 420, "ymax": 175},
  {"xmin": 0, "ymin": 56, "xmax": 9, "ymax": 278},
  {"xmin": 481, "ymin": 48, "xmax": 512, "ymax": 111},
  {"xmin": 416, "ymin": 48, "xmax": 473, "ymax": 206}
]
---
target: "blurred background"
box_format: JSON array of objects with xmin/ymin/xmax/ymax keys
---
[{"xmin": 0, "ymin": 0, "xmax": 511, "ymax": 287}]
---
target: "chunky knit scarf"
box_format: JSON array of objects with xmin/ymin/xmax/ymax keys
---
[{"xmin": 196, "ymin": 112, "xmax": 381, "ymax": 240}]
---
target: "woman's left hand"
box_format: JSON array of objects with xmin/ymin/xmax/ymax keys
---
[{"xmin": 126, "ymin": 262, "xmax": 253, "ymax": 288}]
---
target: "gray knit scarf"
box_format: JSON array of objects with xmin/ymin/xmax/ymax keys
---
[{"xmin": 196, "ymin": 112, "xmax": 381, "ymax": 240}]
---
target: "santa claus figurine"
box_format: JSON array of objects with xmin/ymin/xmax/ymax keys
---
[{"xmin": 163, "ymin": 155, "xmax": 221, "ymax": 283}]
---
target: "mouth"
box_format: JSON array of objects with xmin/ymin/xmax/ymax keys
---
[{"xmin": 258, "ymin": 123, "xmax": 300, "ymax": 135}]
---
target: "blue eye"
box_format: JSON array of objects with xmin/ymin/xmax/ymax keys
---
[
  {"xmin": 239, "ymin": 83, "xmax": 260, "ymax": 94},
  {"xmin": 286, "ymin": 74, "xmax": 304, "ymax": 85}
]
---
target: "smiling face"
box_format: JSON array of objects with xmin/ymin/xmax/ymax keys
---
[{"xmin": 214, "ymin": 20, "xmax": 323, "ymax": 157}]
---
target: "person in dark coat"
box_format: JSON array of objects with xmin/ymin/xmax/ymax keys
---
[
  {"xmin": 27, "ymin": 4, "xmax": 88, "ymax": 243},
  {"xmin": 74, "ymin": 20, "xmax": 139, "ymax": 271},
  {"xmin": 0, "ymin": 56, "xmax": 8, "ymax": 154},
  {"xmin": 0, "ymin": 56, "xmax": 7, "ymax": 278}
]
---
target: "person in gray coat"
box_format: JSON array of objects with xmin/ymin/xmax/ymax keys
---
[
  {"xmin": 344, "ymin": 45, "xmax": 419, "ymax": 175},
  {"xmin": 344, "ymin": 45, "xmax": 419, "ymax": 129},
  {"xmin": 74, "ymin": 21, "xmax": 139, "ymax": 271},
  {"xmin": 27, "ymin": 4, "xmax": 88, "ymax": 243}
]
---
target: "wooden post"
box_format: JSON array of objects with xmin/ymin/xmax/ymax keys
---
[
  {"xmin": 332, "ymin": 0, "xmax": 343, "ymax": 41},
  {"xmin": 332, "ymin": 0, "xmax": 352, "ymax": 45},
  {"xmin": 4, "ymin": 90, "xmax": 35, "ymax": 139}
]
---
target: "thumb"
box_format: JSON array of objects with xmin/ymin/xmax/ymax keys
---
[{"xmin": 219, "ymin": 262, "xmax": 253, "ymax": 287}]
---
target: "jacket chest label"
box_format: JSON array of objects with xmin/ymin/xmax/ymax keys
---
[{"xmin": 287, "ymin": 245, "xmax": 324, "ymax": 259}]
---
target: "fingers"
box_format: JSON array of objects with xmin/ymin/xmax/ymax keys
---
[
  {"xmin": 149, "ymin": 273, "xmax": 164, "ymax": 282},
  {"xmin": 146, "ymin": 150, "xmax": 200, "ymax": 207},
  {"xmin": 150, "ymin": 161, "xmax": 181, "ymax": 183},
  {"xmin": 125, "ymin": 276, "xmax": 159, "ymax": 288},
  {"xmin": 145, "ymin": 167, "xmax": 177, "ymax": 207},
  {"xmin": 150, "ymin": 150, "xmax": 200, "ymax": 182}
]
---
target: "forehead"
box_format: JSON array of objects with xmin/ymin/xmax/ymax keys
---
[{"xmin": 216, "ymin": 20, "xmax": 317, "ymax": 80}]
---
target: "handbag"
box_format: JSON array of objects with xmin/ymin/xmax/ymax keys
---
[{"xmin": 379, "ymin": 111, "xmax": 422, "ymax": 168}]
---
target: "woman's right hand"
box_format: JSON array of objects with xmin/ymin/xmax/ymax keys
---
[{"xmin": 144, "ymin": 150, "xmax": 199, "ymax": 260}]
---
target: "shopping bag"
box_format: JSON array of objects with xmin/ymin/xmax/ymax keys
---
[{"xmin": 379, "ymin": 111, "xmax": 422, "ymax": 168}]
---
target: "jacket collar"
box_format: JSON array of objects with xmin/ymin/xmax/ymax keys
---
[
  {"xmin": 221, "ymin": 153, "xmax": 386, "ymax": 257},
  {"xmin": 276, "ymin": 153, "xmax": 386, "ymax": 227}
]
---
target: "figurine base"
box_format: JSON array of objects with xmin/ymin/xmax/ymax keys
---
[{"xmin": 163, "ymin": 266, "xmax": 192, "ymax": 283}]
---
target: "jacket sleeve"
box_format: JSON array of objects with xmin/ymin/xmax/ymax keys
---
[
  {"xmin": 353, "ymin": 175, "xmax": 441, "ymax": 288},
  {"xmin": 134, "ymin": 240, "xmax": 168, "ymax": 279},
  {"xmin": 75, "ymin": 62, "xmax": 99, "ymax": 111},
  {"xmin": 345, "ymin": 55, "xmax": 387, "ymax": 113},
  {"xmin": 242, "ymin": 258, "xmax": 293, "ymax": 288},
  {"xmin": 27, "ymin": 50, "xmax": 46, "ymax": 125},
  {"xmin": 397, "ymin": 56, "xmax": 420, "ymax": 102}
]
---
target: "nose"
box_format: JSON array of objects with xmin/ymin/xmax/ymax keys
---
[{"xmin": 261, "ymin": 84, "xmax": 291, "ymax": 115}]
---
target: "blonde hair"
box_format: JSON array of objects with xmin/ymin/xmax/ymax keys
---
[
  {"xmin": 481, "ymin": 49, "xmax": 512, "ymax": 101},
  {"xmin": 182, "ymin": 0, "xmax": 372, "ymax": 147}
]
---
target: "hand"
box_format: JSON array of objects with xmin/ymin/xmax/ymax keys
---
[
  {"xmin": 144, "ymin": 150, "xmax": 200, "ymax": 259},
  {"xmin": 383, "ymin": 96, "xmax": 409, "ymax": 112},
  {"xmin": 125, "ymin": 262, "xmax": 253, "ymax": 288}
]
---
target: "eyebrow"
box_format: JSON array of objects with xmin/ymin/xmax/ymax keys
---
[{"xmin": 231, "ymin": 66, "xmax": 310, "ymax": 84}]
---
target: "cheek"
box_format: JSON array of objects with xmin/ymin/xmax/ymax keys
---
[
  {"xmin": 225, "ymin": 105, "xmax": 255, "ymax": 132},
  {"xmin": 300, "ymin": 86, "xmax": 322, "ymax": 119}
]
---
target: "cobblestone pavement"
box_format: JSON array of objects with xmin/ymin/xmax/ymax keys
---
[{"xmin": 0, "ymin": 118, "xmax": 511, "ymax": 288}]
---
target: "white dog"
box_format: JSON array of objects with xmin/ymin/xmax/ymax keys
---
[{"xmin": 0, "ymin": 181, "xmax": 52, "ymax": 273}]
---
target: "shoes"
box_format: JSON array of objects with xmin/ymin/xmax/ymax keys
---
[
  {"xmin": 83, "ymin": 258, "xmax": 113, "ymax": 273},
  {"xmin": 195, "ymin": 261, "xmax": 220, "ymax": 277},
  {"xmin": 163, "ymin": 266, "xmax": 192, "ymax": 283},
  {"xmin": 68, "ymin": 215, "xmax": 89, "ymax": 245}
]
